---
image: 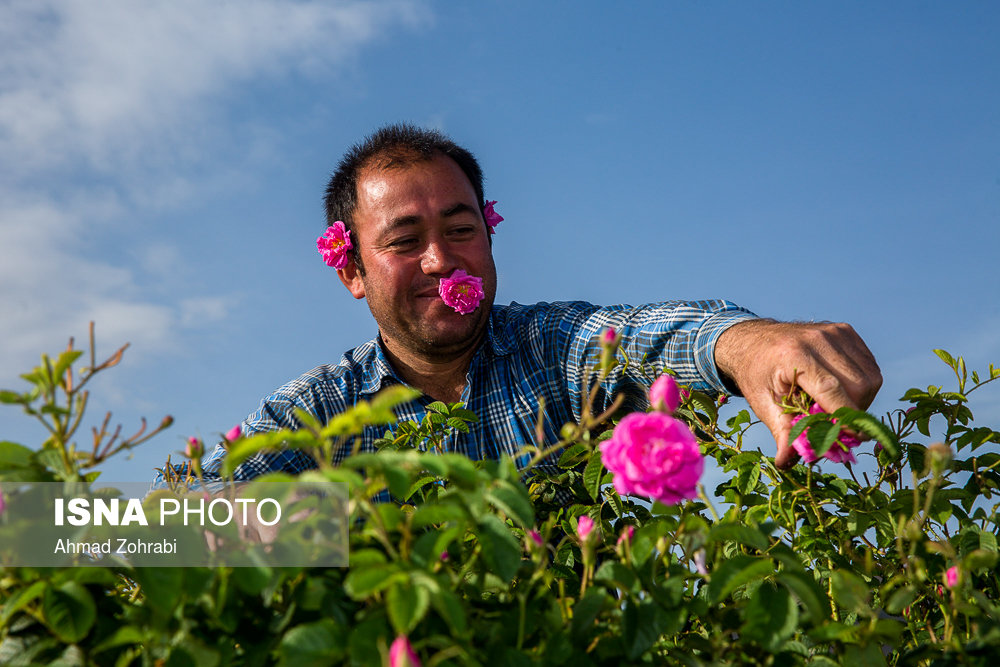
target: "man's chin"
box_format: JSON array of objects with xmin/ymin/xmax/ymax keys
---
[{"xmin": 416, "ymin": 311, "xmax": 488, "ymax": 351}]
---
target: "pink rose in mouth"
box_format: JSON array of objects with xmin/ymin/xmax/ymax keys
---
[
  {"xmin": 438, "ymin": 269, "xmax": 485, "ymax": 315},
  {"xmin": 483, "ymin": 200, "xmax": 503, "ymax": 234},
  {"xmin": 599, "ymin": 412, "xmax": 703, "ymax": 506},
  {"xmin": 316, "ymin": 221, "xmax": 353, "ymax": 269}
]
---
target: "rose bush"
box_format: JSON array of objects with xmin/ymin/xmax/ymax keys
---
[{"xmin": 1, "ymin": 329, "xmax": 998, "ymax": 665}]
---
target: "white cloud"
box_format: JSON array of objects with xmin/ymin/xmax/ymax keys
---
[
  {"xmin": 0, "ymin": 0, "xmax": 428, "ymax": 383},
  {"xmin": 0, "ymin": 0, "xmax": 428, "ymax": 177}
]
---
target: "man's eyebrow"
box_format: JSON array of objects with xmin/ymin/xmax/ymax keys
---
[
  {"xmin": 383, "ymin": 216, "xmax": 420, "ymax": 234},
  {"xmin": 441, "ymin": 202, "xmax": 478, "ymax": 218}
]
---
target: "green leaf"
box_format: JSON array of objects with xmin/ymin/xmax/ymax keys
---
[
  {"xmin": 709, "ymin": 555, "xmax": 774, "ymax": 603},
  {"xmin": 885, "ymin": 586, "xmax": 917, "ymax": 615},
  {"xmin": 735, "ymin": 459, "xmax": 762, "ymax": 495},
  {"xmin": 42, "ymin": 581, "xmax": 96, "ymax": 644},
  {"xmin": 278, "ymin": 619, "xmax": 346, "ymax": 666},
  {"xmin": 386, "ymin": 580, "xmax": 430, "ymax": 634},
  {"xmin": 476, "ymin": 514, "xmax": 522, "ymax": 582},
  {"xmin": 571, "ymin": 589, "xmax": 608, "ymax": 640},
  {"xmin": 583, "ymin": 452, "xmax": 605, "ymax": 502},
  {"xmin": 430, "ymin": 587, "xmax": 467, "ymax": 635},
  {"xmin": 0, "ymin": 390, "xmax": 27, "ymax": 405},
  {"xmin": 708, "ymin": 523, "xmax": 769, "ymax": 551},
  {"xmin": 934, "ymin": 349, "xmax": 956, "ymax": 369},
  {"xmin": 0, "ymin": 441, "xmax": 35, "ymax": 469},
  {"xmin": 344, "ymin": 564, "xmax": 405, "ymax": 600},
  {"xmin": 50, "ymin": 349, "xmax": 84, "ymax": 386},
  {"xmin": 485, "ymin": 481, "xmax": 535, "ymax": 528},
  {"xmin": 131, "ymin": 568, "xmax": 183, "ymax": 619},
  {"xmin": 742, "ymin": 582, "xmax": 798, "ymax": 652},
  {"xmin": 1, "ymin": 580, "xmax": 47, "ymax": 623},
  {"xmin": 425, "ymin": 401, "xmax": 448, "ymax": 414},
  {"xmin": 830, "ymin": 570, "xmax": 872, "ymax": 617},
  {"xmin": 775, "ymin": 569, "xmax": 832, "ymax": 622},
  {"xmin": 831, "ymin": 407, "xmax": 900, "ymax": 458},
  {"xmin": 557, "ymin": 443, "xmax": 589, "ymax": 469}
]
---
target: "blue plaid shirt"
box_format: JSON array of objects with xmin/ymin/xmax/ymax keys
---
[{"xmin": 153, "ymin": 300, "xmax": 756, "ymax": 493}]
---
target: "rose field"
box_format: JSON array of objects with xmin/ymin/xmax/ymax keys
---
[{"xmin": 1, "ymin": 331, "xmax": 999, "ymax": 666}]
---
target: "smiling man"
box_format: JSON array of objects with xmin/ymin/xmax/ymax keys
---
[{"xmin": 163, "ymin": 124, "xmax": 881, "ymax": 493}]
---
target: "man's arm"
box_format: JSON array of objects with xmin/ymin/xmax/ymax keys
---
[{"xmin": 714, "ymin": 319, "xmax": 882, "ymax": 469}]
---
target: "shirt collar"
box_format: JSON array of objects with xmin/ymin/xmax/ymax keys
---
[{"xmin": 357, "ymin": 306, "xmax": 514, "ymax": 396}]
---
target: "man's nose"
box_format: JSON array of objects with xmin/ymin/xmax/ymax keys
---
[{"xmin": 420, "ymin": 239, "xmax": 458, "ymax": 275}]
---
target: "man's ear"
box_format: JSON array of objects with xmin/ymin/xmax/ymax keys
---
[{"xmin": 337, "ymin": 260, "xmax": 366, "ymax": 300}]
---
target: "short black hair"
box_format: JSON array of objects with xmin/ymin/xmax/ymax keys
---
[{"xmin": 323, "ymin": 123, "xmax": 487, "ymax": 273}]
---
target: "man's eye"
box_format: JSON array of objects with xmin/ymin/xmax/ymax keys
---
[{"xmin": 390, "ymin": 238, "xmax": 417, "ymax": 248}]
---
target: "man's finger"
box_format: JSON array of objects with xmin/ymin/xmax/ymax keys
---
[{"xmin": 745, "ymin": 390, "xmax": 800, "ymax": 470}]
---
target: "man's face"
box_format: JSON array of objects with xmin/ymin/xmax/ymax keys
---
[{"xmin": 337, "ymin": 154, "xmax": 497, "ymax": 360}]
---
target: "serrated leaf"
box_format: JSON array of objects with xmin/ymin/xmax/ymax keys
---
[{"xmin": 42, "ymin": 581, "xmax": 95, "ymax": 644}]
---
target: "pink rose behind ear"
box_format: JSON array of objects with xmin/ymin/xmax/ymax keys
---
[
  {"xmin": 483, "ymin": 200, "xmax": 503, "ymax": 234},
  {"xmin": 316, "ymin": 221, "xmax": 353, "ymax": 269}
]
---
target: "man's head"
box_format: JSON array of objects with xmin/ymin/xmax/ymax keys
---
[
  {"xmin": 324, "ymin": 124, "xmax": 487, "ymax": 274},
  {"xmin": 325, "ymin": 125, "xmax": 497, "ymax": 363}
]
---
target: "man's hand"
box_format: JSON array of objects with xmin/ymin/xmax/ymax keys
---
[{"xmin": 715, "ymin": 319, "xmax": 882, "ymax": 469}]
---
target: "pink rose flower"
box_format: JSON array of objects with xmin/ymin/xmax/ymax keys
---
[
  {"xmin": 185, "ymin": 437, "xmax": 204, "ymax": 460},
  {"xmin": 440, "ymin": 551, "xmax": 449, "ymax": 562},
  {"xmin": 576, "ymin": 515, "xmax": 594, "ymax": 542},
  {"xmin": 224, "ymin": 425, "xmax": 242, "ymax": 442},
  {"xmin": 599, "ymin": 412, "xmax": 703, "ymax": 506},
  {"xmin": 946, "ymin": 565, "xmax": 960, "ymax": 589},
  {"xmin": 438, "ymin": 269, "xmax": 484, "ymax": 315},
  {"xmin": 483, "ymin": 200, "xmax": 503, "ymax": 234},
  {"xmin": 616, "ymin": 525, "xmax": 635, "ymax": 547},
  {"xmin": 649, "ymin": 375, "xmax": 681, "ymax": 414},
  {"xmin": 601, "ymin": 327, "xmax": 618, "ymax": 346},
  {"xmin": 316, "ymin": 221, "xmax": 353, "ymax": 269},
  {"xmin": 389, "ymin": 635, "xmax": 421, "ymax": 667},
  {"xmin": 528, "ymin": 530, "xmax": 543, "ymax": 547},
  {"xmin": 791, "ymin": 403, "xmax": 860, "ymax": 464}
]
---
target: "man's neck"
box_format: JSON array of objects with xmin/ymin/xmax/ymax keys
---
[{"xmin": 379, "ymin": 335, "xmax": 482, "ymax": 404}]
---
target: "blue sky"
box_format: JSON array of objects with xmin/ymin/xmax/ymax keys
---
[{"xmin": 2, "ymin": 1, "xmax": 998, "ymax": 483}]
